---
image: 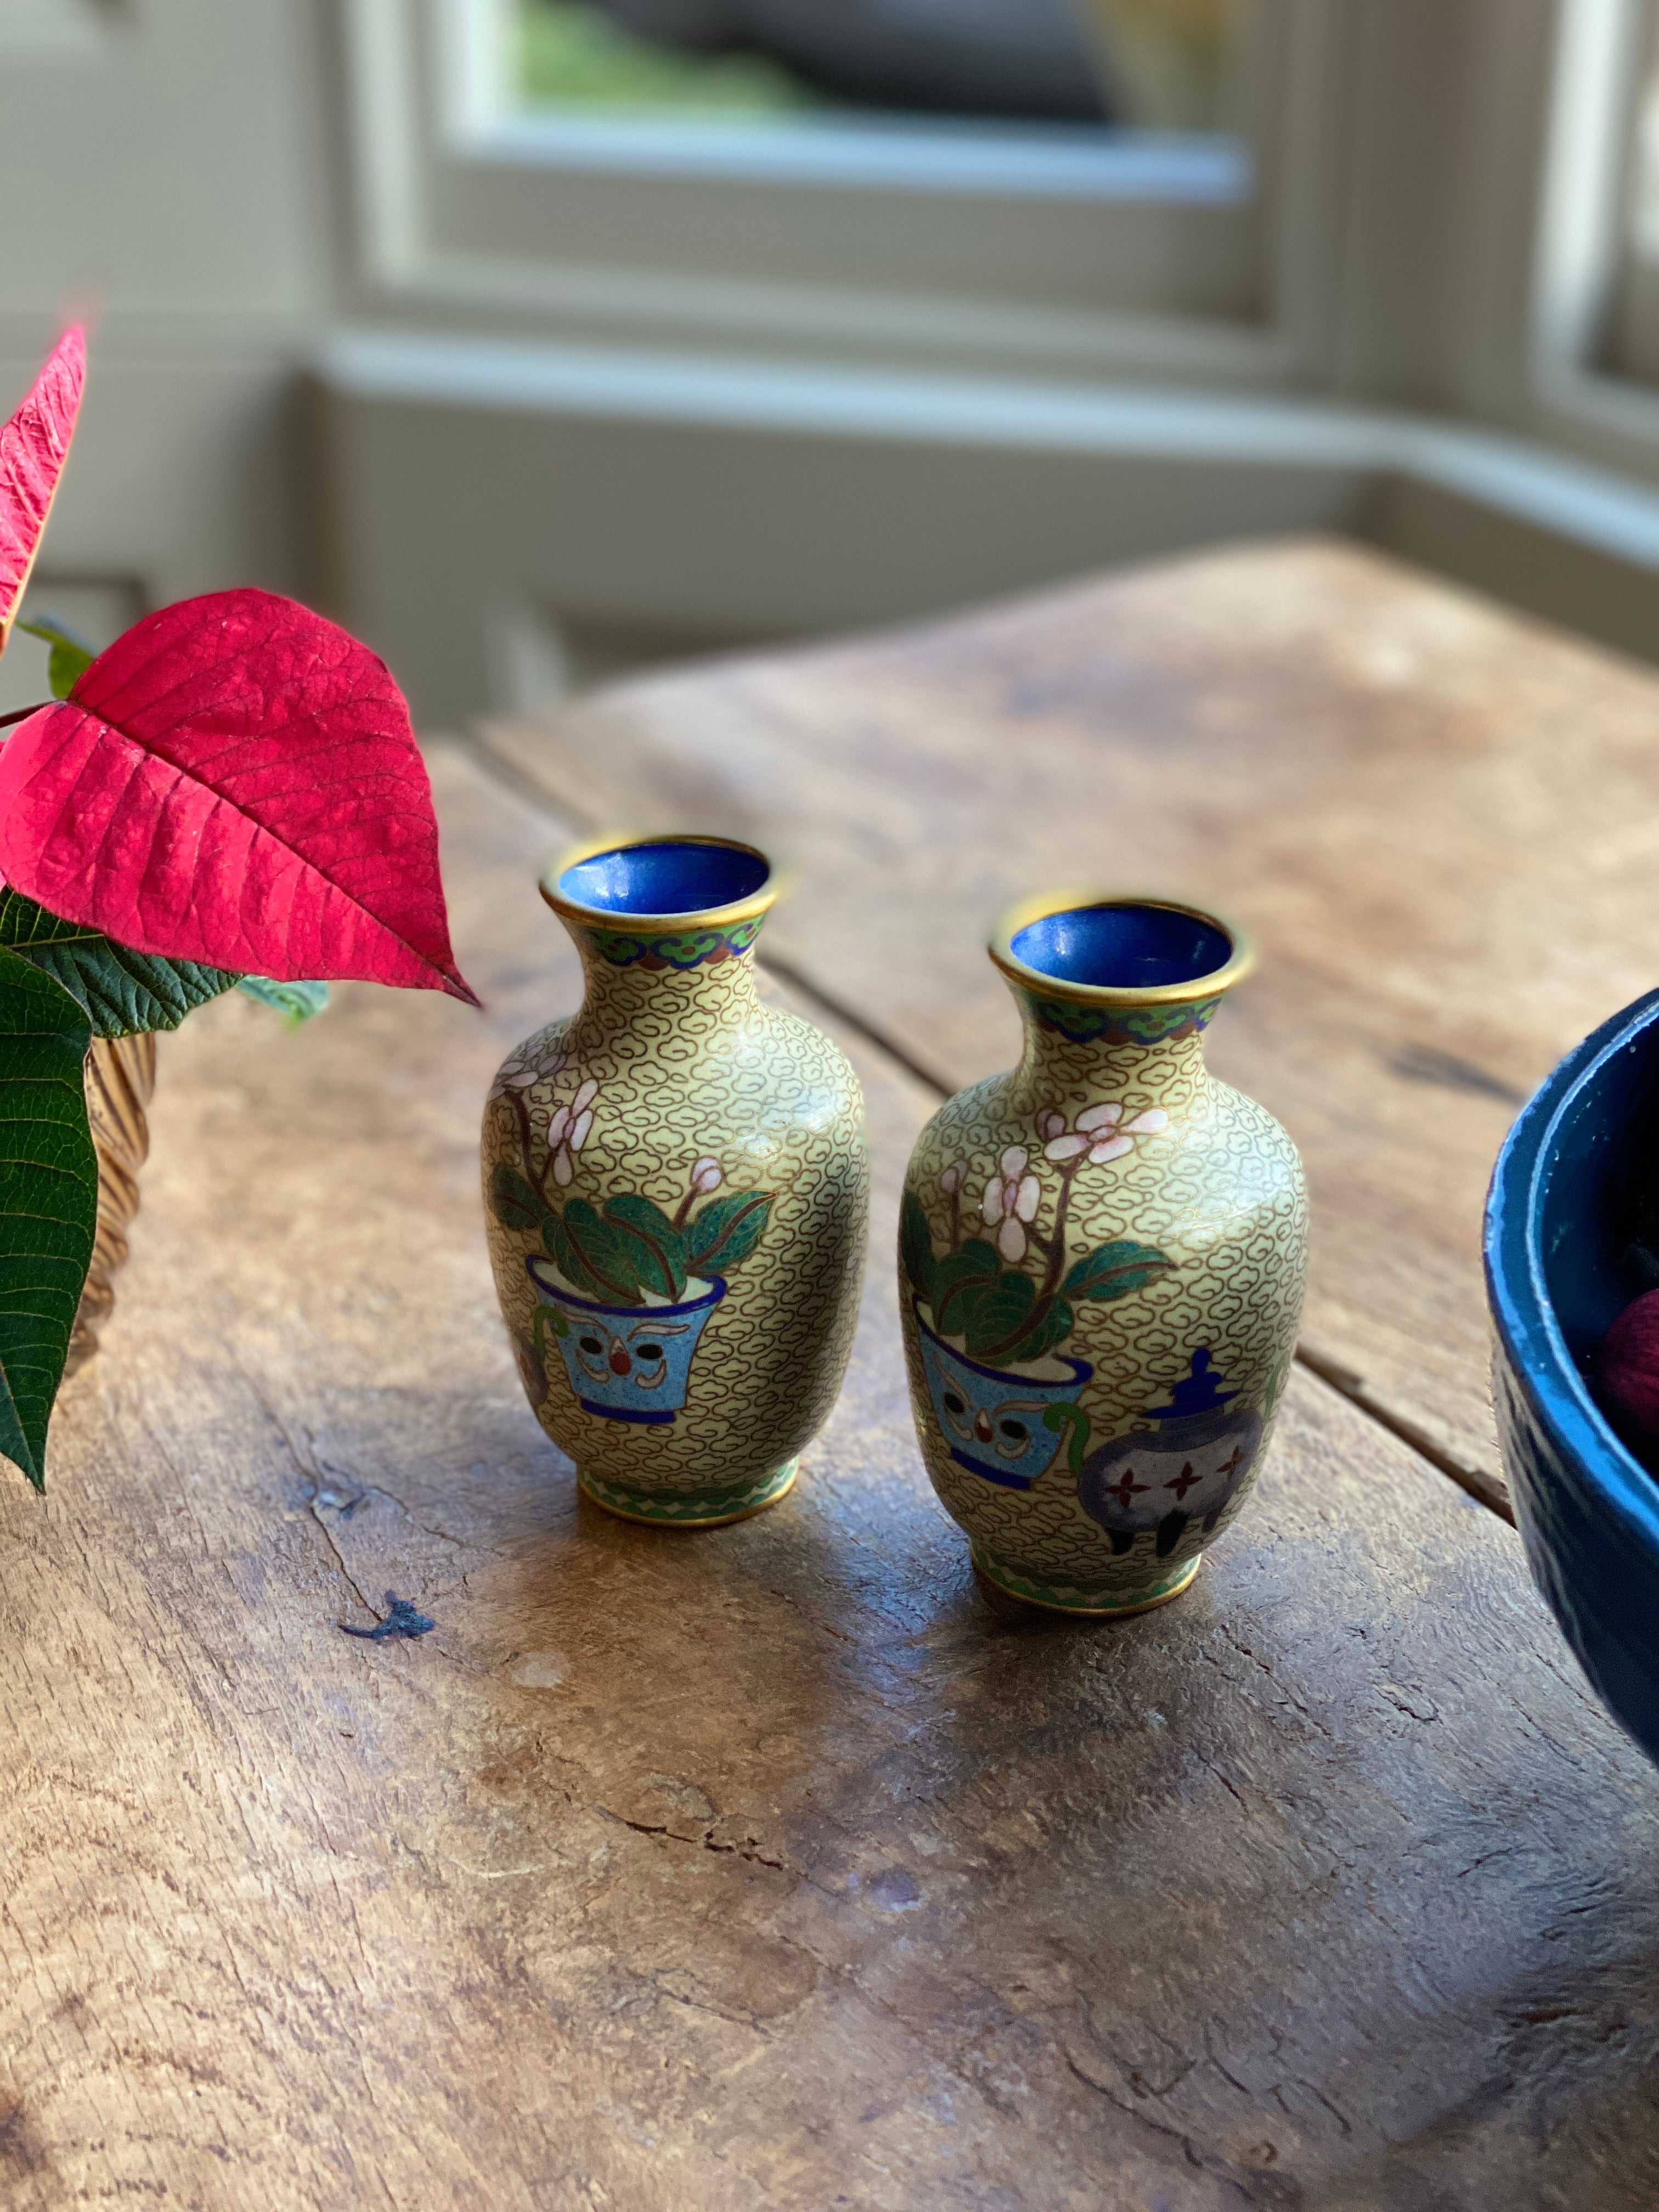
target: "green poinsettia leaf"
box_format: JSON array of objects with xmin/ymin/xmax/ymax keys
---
[
  {"xmin": 929, "ymin": 1238, "xmax": 1002, "ymax": 1336},
  {"xmin": 1063, "ymin": 1239, "xmax": 1176, "ymax": 1303},
  {"xmin": 236, "ymin": 975, "xmax": 330, "ymax": 1025},
  {"xmin": 0, "ymin": 890, "xmax": 238, "ymax": 1037},
  {"xmin": 560, "ymin": 1197, "xmax": 645, "ymax": 1305},
  {"xmin": 899, "ymin": 1187, "xmax": 937, "ymax": 1303},
  {"xmin": 0, "ymin": 946, "xmax": 98, "ymax": 1489},
  {"xmin": 685, "ymin": 1189, "xmax": 771, "ymax": 1276},
  {"xmin": 16, "ymin": 616, "xmax": 94, "ymax": 701},
  {"xmin": 963, "ymin": 1268, "xmax": 1036, "ymax": 1363},
  {"xmin": 603, "ymin": 1193, "xmax": 689, "ymax": 1302},
  {"xmin": 489, "ymin": 1163, "xmax": 546, "ymax": 1235}
]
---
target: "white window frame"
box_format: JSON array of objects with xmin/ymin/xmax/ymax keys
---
[
  {"xmin": 1519, "ymin": 0, "xmax": 1659, "ymax": 483},
  {"xmin": 1532, "ymin": 0, "xmax": 1659, "ymax": 438},
  {"xmin": 340, "ymin": 0, "xmax": 1356, "ymax": 387}
]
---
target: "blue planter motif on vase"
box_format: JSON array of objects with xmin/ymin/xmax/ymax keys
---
[
  {"xmin": 913, "ymin": 1295, "xmax": 1091, "ymax": 1491},
  {"xmin": 526, "ymin": 1256, "xmax": 726, "ymax": 1423}
]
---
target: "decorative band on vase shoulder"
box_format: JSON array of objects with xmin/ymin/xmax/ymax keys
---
[
  {"xmin": 579, "ymin": 917, "xmax": 765, "ymax": 971},
  {"xmin": 1018, "ymin": 988, "xmax": 1222, "ymax": 1047}
]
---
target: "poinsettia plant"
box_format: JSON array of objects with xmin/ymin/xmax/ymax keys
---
[{"xmin": 0, "ymin": 328, "xmax": 476, "ymax": 1488}]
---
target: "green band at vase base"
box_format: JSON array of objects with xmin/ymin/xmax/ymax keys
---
[
  {"xmin": 970, "ymin": 1544, "xmax": 1201, "ymax": 1617},
  {"xmin": 578, "ymin": 1458, "xmax": 799, "ymax": 1528}
]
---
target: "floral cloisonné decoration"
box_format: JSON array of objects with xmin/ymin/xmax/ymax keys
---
[
  {"xmin": 903, "ymin": 1099, "xmax": 1174, "ymax": 1374},
  {"xmin": 488, "ymin": 1053, "xmax": 774, "ymax": 1425}
]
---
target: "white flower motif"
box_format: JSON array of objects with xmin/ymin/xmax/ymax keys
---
[
  {"xmin": 1036, "ymin": 1110, "xmax": 1068, "ymax": 1143},
  {"xmin": 980, "ymin": 1145, "xmax": 1040, "ymax": 1263},
  {"xmin": 691, "ymin": 1157, "xmax": 723, "ymax": 1194},
  {"xmin": 939, "ymin": 1159, "xmax": 968, "ymax": 1196},
  {"xmin": 1041, "ymin": 1100, "xmax": 1169, "ymax": 1167},
  {"xmin": 489, "ymin": 1042, "xmax": 566, "ymax": 1103},
  {"xmin": 547, "ymin": 1076, "xmax": 599, "ymax": 1186},
  {"xmin": 1077, "ymin": 1102, "xmax": 1124, "ymax": 1135}
]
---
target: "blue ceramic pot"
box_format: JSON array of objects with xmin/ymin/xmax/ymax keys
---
[
  {"xmin": 526, "ymin": 1255, "xmax": 726, "ymax": 1424},
  {"xmin": 1485, "ymin": 985, "xmax": 1659, "ymax": 1766},
  {"xmin": 913, "ymin": 1296, "xmax": 1091, "ymax": 1491}
]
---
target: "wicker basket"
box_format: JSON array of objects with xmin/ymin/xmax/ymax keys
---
[{"xmin": 64, "ymin": 1032, "xmax": 157, "ymax": 1378}]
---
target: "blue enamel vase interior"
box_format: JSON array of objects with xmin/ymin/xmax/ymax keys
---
[
  {"xmin": 1008, "ymin": 901, "xmax": 1233, "ymax": 989},
  {"xmin": 1485, "ymin": 985, "xmax": 1659, "ymax": 1765},
  {"xmin": 557, "ymin": 838, "xmax": 770, "ymax": 916}
]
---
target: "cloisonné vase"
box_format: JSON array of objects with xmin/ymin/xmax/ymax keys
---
[
  {"xmin": 899, "ymin": 894, "xmax": 1307, "ymax": 1616},
  {"xmin": 483, "ymin": 834, "xmax": 868, "ymax": 1527}
]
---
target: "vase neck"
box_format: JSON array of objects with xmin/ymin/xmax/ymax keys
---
[
  {"xmin": 1004, "ymin": 979, "xmax": 1220, "ymax": 1118},
  {"xmin": 562, "ymin": 910, "xmax": 766, "ymax": 1048}
]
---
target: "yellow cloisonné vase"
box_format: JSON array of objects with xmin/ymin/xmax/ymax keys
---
[
  {"xmin": 483, "ymin": 834, "xmax": 868, "ymax": 1527},
  {"xmin": 899, "ymin": 893, "xmax": 1307, "ymax": 1616}
]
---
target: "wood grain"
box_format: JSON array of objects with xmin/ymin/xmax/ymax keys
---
[
  {"xmin": 481, "ymin": 538, "xmax": 1659, "ymax": 1502},
  {"xmin": 3, "ymin": 743, "xmax": 1658, "ymax": 2207}
]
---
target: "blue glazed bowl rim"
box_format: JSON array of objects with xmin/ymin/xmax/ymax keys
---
[
  {"xmin": 525, "ymin": 1255, "xmax": 727, "ymax": 1319},
  {"xmin": 1484, "ymin": 984, "xmax": 1659, "ymax": 1553}
]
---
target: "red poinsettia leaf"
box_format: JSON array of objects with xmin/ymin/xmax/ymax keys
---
[
  {"xmin": 0, "ymin": 327, "xmax": 85, "ymax": 653},
  {"xmin": 0, "ymin": 589, "xmax": 477, "ymax": 1003}
]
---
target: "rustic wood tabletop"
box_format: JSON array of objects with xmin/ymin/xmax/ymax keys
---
[{"xmin": 4, "ymin": 538, "xmax": 1658, "ymax": 2209}]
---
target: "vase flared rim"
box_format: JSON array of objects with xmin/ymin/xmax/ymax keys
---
[
  {"xmin": 540, "ymin": 831, "xmax": 779, "ymax": 932},
  {"xmin": 989, "ymin": 890, "xmax": 1254, "ymax": 1008}
]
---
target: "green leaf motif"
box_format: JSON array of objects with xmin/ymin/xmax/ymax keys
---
[
  {"xmin": 0, "ymin": 947, "xmax": 98, "ymax": 1489},
  {"xmin": 962, "ymin": 1268, "xmax": 1035, "ymax": 1362},
  {"xmin": 540, "ymin": 1210, "xmax": 589, "ymax": 1294},
  {"xmin": 603, "ymin": 1193, "xmax": 689, "ymax": 1302},
  {"xmin": 17, "ymin": 615, "xmax": 94, "ymax": 701},
  {"xmin": 560, "ymin": 1197, "xmax": 645, "ymax": 1305},
  {"xmin": 236, "ymin": 975, "xmax": 330, "ymax": 1024},
  {"xmin": 899, "ymin": 1187, "xmax": 936, "ymax": 1304},
  {"xmin": 1063, "ymin": 1240, "xmax": 1177, "ymax": 1303},
  {"xmin": 1006, "ymin": 1295, "xmax": 1075, "ymax": 1369},
  {"xmin": 929, "ymin": 1239, "xmax": 1002, "ymax": 1337},
  {"xmin": 489, "ymin": 1164, "xmax": 546, "ymax": 1235},
  {"xmin": 0, "ymin": 890, "xmax": 238, "ymax": 1037},
  {"xmin": 685, "ymin": 1189, "xmax": 771, "ymax": 1277}
]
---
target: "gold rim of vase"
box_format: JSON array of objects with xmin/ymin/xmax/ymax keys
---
[
  {"xmin": 988, "ymin": 889, "xmax": 1254, "ymax": 1008},
  {"xmin": 540, "ymin": 831, "xmax": 783, "ymax": 934}
]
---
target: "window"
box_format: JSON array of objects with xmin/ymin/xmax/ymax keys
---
[
  {"xmin": 342, "ymin": 0, "xmax": 1324, "ymax": 384},
  {"xmin": 1606, "ymin": 1, "xmax": 1659, "ymax": 381},
  {"xmin": 511, "ymin": 0, "xmax": 1242, "ymax": 131}
]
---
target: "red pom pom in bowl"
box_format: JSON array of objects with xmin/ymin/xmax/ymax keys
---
[{"xmin": 1598, "ymin": 1288, "xmax": 1659, "ymax": 1440}]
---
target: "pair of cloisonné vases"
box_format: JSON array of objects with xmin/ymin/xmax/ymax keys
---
[{"xmin": 482, "ymin": 836, "xmax": 1308, "ymax": 1617}]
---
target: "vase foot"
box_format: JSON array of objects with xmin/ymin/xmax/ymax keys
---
[
  {"xmin": 578, "ymin": 1458, "xmax": 799, "ymax": 1528},
  {"xmin": 970, "ymin": 1545, "xmax": 1201, "ymax": 1618}
]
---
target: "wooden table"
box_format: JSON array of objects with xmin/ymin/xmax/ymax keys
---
[{"xmin": 5, "ymin": 538, "xmax": 1659, "ymax": 2208}]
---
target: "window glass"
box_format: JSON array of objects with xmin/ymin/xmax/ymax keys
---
[{"xmin": 512, "ymin": 0, "xmax": 1243, "ymax": 133}]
